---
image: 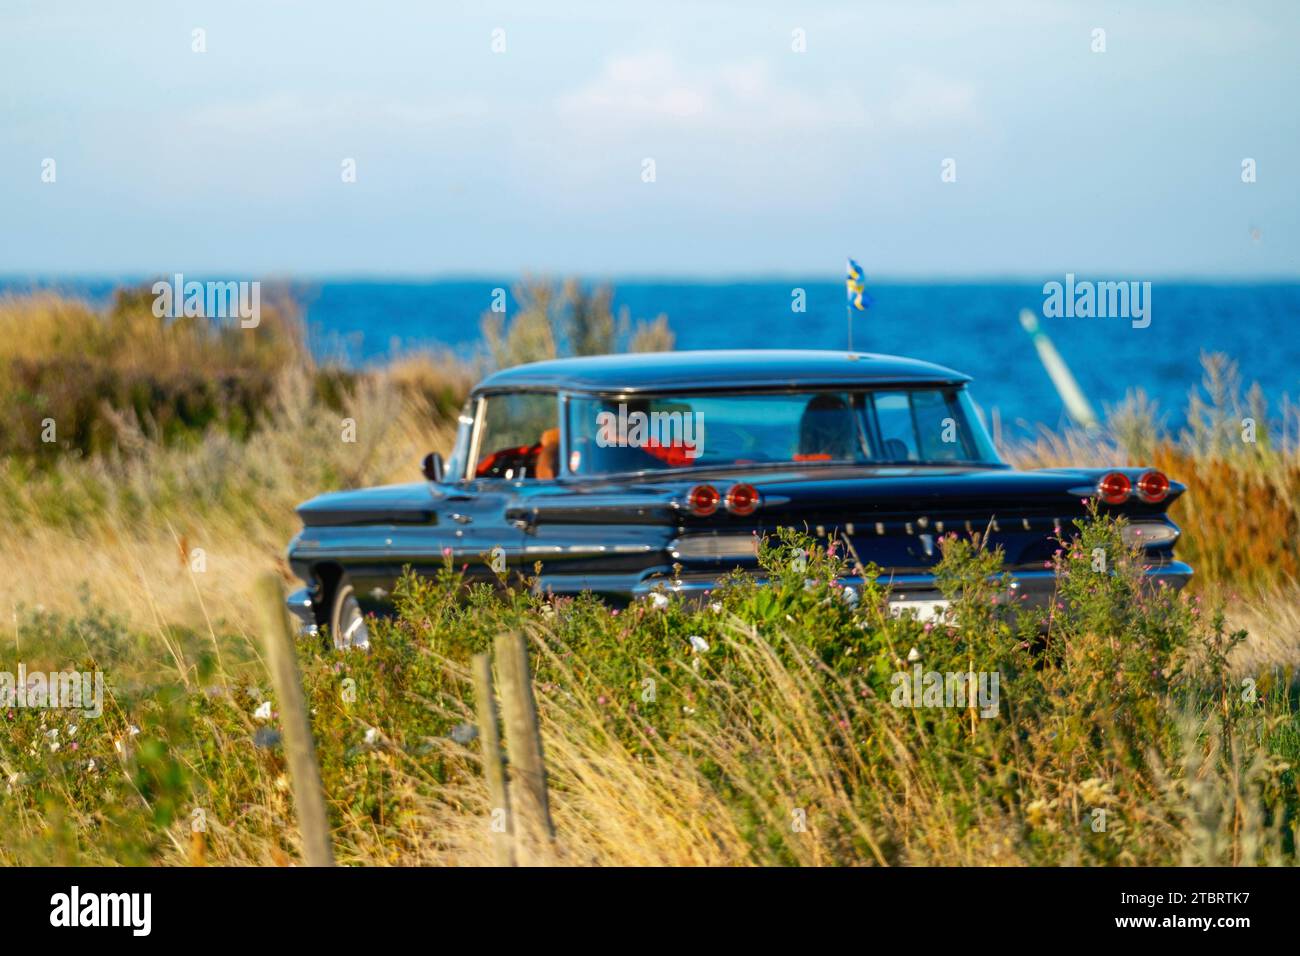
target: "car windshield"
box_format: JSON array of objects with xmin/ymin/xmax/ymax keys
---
[{"xmin": 565, "ymin": 387, "xmax": 1001, "ymax": 476}]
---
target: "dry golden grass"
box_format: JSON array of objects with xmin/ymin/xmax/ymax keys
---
[
  {"xmin": 1153, "ymin": 446, "xmax": 1300, "ymax": 589},
  {"xmin": 0, "ymin": 287, "xmax": 304, "ymax": 368},
  {"xmin": 0, "ymin": 293, "xmax": 1297, "ymax": 868},
  {"xmin": 0, "ymin": 373, "xmax": 452, "ymax": 636},
  {"xmin": 1223, "ymin": 583, "xmax": 1300, "ymax": 678},
  {"xmin": 316, "ymin": 610, "xmax": 1295, "ymax": 868},
  {"xmin": 1004, "ymin": 355, "xmax": 1300, "ymax": 596}
]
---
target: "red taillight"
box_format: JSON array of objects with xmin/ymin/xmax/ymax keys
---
[
  {"xmin": 687, "ymin": 484, "xmax": 720, "ymax": 517},
  {"xmin": 1136, "ymin": 470, "xmax": 1169, "ymax": 503},
  {"xmin": 1097, "ymin": 471, "xmax": 1132, "ymax": 505},
  {"xmin": 725, "ymin": 483, "xmax": 760, "ymax": 516}
]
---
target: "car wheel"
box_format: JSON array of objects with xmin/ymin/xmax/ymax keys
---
[{"xmin": 329, "ymin": 577, "xmax": 372, "ymax": 651}]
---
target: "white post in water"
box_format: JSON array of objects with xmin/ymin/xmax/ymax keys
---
[{"xmin": 1019, "ymin": 309, "xmax": 1099, "ymax": 430}]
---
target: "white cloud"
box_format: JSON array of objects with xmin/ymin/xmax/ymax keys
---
[
  {"xmin": 555, "ymin": 52, "xmax": 867, "ymax": 131},
  {"xmin": 886, "ymin": 70, "xmax": 979, "ymax": 130},
  {"xmin": 556, "ymin": 52, "xmax": 709, "ymax": 121}
]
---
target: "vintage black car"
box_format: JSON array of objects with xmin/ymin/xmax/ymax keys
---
[{"xmin": 285, "ymin": 349, "xmax": 1191, "ymax": 648}]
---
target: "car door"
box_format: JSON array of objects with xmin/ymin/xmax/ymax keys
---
[{"xmin": 395, "ymin": 389, "xmax": 560, "ymax": 587}]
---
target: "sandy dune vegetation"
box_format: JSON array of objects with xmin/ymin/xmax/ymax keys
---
[{"xmin": 0, "ymin": 289, "xmax": 1295, "ymax": 866}]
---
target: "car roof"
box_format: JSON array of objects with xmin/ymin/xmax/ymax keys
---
[{"xmin": 474, "ymin": 349, "xmax": 972, "ymax": 395}]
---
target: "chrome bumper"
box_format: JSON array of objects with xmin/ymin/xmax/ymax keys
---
[
  {"xmin": 631, "ymin": 561, "xmax": 1194, "ymax": 607},
  {"xmin": 285, "ymin": 587, "xmax": 319, "ymax": 637}
]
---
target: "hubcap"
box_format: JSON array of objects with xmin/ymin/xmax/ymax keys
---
[{"xmin": 334, "ymin": 591, "xmax": 371, "ymax": 651}]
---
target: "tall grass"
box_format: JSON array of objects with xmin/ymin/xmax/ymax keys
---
[
  {"xmin": 1006, "ymin": 354, "xmax": 1300, "ymax": 595},
  {"xmin": 480, "ymin": 277, "xmax": 674, "ymax": 368},
  {"xmin": 2, "ymin": 521, "xmax": 1295, "ymax": 866},
  {"xmin": 0, "ymin": 289, "xmax": 304, "ymax": 458},
  {"xmin": 0, "ymin": 289, "xmax": 1297, "ymax": 866},
  {"xmin": 0, "ymin": 289, "xmax": 462, "ymax": 632}
]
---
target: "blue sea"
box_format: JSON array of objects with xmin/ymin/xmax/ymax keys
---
[{"xmin": 4, "ymin": 277, "xmax": 1297, "ymax": 439}]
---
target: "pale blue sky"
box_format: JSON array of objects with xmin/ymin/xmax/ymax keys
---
[{"xmin": 2, "ymin": 0, "xmax": 1296, "ymax": 277}]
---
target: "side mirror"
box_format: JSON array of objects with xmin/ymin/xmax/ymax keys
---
[{"xmin": 421, "ymin": 452, "xmax": 445, "ymax": 483}]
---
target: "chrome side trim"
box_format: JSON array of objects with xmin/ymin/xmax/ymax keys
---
[{"xmin": 1121, "ymin": 521, "xmax": 1180, "ymax": 548}]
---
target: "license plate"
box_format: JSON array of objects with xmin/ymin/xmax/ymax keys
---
[{"xmin": 888, "ymin": 598, "xmax": 951, "ymax": 623}]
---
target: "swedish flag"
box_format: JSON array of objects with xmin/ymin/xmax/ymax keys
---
[{"xmin": 846, "ymin": 259, "xmax": 873, "ymax": 311}]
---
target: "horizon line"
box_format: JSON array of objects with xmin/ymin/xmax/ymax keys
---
[{"xmin": 2, "ymin": 271, "xmax": 1299, "ymax": 286}]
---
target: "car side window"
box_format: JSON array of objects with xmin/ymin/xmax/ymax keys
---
[
  {"xmin": 912, "ymin": 389, "xmax": 967, "ymax": 461},
  {"xmin": 472, "ymin": 392, "xmax": 560, "ymax": 480},
  {"xmin": 870, "ymin": 391, "xmax": 919, "ymax": 462}
]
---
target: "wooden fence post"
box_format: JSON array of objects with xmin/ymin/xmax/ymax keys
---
[
  {"xmin": 472, "ymin": 653, "xmax": 514, "ymax": 866},
  {"xmin": 494, "ymin": 631, "xmax": 554, "ymax": 864},
  {"xmin": 255, "ymin": 574, "xmax": 335, "ymax": 867}
]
